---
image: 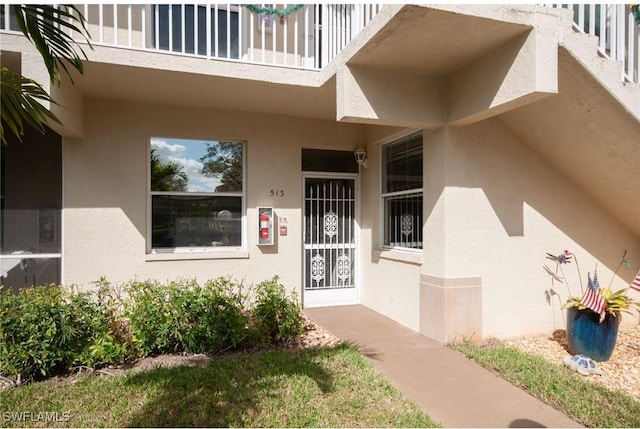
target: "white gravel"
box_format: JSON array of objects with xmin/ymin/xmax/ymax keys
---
[{"xmin": 504, "ymin": 324, "xmax": 640, "ymax": 402}]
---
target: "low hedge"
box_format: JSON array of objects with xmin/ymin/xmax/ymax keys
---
[
  {"xmin": 0, "ymin": 276, "xmax": 304, "ymax": 383},
  {"xmin": 0, "ymin": 285, "xmax": 109, "ymax": 381}
]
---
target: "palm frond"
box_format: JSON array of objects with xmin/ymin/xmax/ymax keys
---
[
  {"xmin": 12, "ymin": 4, "xmax": 92, "ymax": 85},
  {"xmin": 0, "ymin": 67, "xmax": 61, "ymax": 144}
]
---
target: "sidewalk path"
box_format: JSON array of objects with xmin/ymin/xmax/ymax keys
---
[{"xmin": 305, "ymin": 305, "xmax": 582, "ymax": 428}]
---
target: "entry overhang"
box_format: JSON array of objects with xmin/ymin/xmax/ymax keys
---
[
  {"xmin": 336, "ymin": 5, "xmax": 562, "ymax": 128},
  {"xmin": 337, "ymin": 65, "xmax": 444, "ymax": 129}
]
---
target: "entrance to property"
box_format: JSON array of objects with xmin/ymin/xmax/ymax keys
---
[{"xmin": 303, "ymin": 174, "xmax": 359, "ymax": 307}]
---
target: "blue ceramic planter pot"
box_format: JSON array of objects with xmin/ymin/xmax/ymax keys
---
[{"xmin": 566, "ymin": 307, "xmax": 620, "ymax": 362}]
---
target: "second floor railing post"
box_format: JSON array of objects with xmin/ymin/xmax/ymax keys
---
[
  {"xmin": 321, "ymin": 4, "xmax": 328, "ymax": 68},
  {"xmin": 628, "ymin": 10, "xmax": 637, "ymax": 81},
  {"xmin": 545, "ymin": 4, "xmax": 638, "ymax": 83}
]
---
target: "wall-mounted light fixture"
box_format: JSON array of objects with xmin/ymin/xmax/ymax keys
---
[{"xmin": 354, "ymin": 146, "xmax": 367, "ymax": 168}]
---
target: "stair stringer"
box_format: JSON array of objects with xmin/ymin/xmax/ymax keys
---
[{"xmin": 560, "ymin": 29, "xmax": 640, "ymax": 122}]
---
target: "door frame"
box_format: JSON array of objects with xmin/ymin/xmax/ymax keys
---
[{"xmin": 301, "ymin": 172, "xmax": 360, "ymax": 308}]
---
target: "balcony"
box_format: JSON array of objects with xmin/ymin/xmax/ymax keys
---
[
  {"xmin": 0, "ymin": 4, "xmax": 637, "ymax": 80},
  {"xmin": 0, "ymin": 4, "xmax": 382, "ymax": 70}
]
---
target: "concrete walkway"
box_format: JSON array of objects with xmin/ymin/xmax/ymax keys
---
[{"xmin": 305, "ymin": 305, "xmax": 582, "ymax": 428}]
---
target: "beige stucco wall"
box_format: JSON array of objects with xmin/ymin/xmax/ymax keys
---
[
  {"xmin": 429, "ymin": 119, "xmax": 639, "ymax": 339},
  {"xmin": 62, "ymin": 99, "xmax": 363, "ymax": 295},
  {"xmin": 51, "ymin": 90, "xmax": 640, "ymax": 342},
  {"xmin": 356, "ymin": 118, "xmax": 639, "ymax": 341}
]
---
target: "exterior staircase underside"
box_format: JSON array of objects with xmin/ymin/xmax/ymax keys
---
[
  {"xmin": 499, "ymin": 46, "xmax": 640, "ymax": 239},
  {"xmin": 335, "ymin": 4, "xmax": 640, "ymax": 240}
]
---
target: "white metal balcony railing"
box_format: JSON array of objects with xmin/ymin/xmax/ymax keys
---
[
  {"xmin": 547, "ymin": 4, "xmax": 639, "ymax": 83},
  {"xmin": 0, "ymin": 4, "xmax": 638, "ymax": 83},
  {"xmin": 0, "ymin": 4, "xmax": 382, "ymax": 70}
]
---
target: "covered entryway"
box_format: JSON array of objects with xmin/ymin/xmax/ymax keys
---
[{"xmin": 303, "ymin": 174, "xmax": 359, "ymax": 307}]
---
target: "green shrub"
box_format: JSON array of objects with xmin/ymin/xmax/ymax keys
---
[
  {"xmin": 0, "ymin": 285, "xmax": 110, "ymax": 381},
  {"xmin": 252, "ymin": 276, "xmax": 304, "ymax": 345},
  {"xmin": 77, "ymin": 277, "xmax": 134, "ymax": 367},
  {"xmin": 123, "ymin": 279, "xmax": 183, "ymax": 355},
  {"xmin": 0, "ymin": 275, "xmax": 303, "ymax": 384},
  {"xmin": 125, "ymin": 278, "xmax": 249, "ymax": 355},
  {"xmin": 186, "ymin": 277, "xmax": 249, "ymax": 353}
]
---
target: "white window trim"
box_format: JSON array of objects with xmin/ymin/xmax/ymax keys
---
[
  {"xmin": 373, "ymin": 248, "xmax": 423, "ymax": 265},
  {"xmin": 380, "ymin": 190, "xmax": 423, "ymax": 252},
  {"xmin": 145, "ymin": 250, "xmax": 249, "ymax": 262},
  {"xmin": 147, "ymin": 137, "xmax": 247, "ymax": 255},
  {"xmin": 379, "ymin": 131, "xmax": 423, "ymax": 252}
]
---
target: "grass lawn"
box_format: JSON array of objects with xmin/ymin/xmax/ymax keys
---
[
  {"xmin": 0, "ymin": 344, "xmax": 439, "ymax": 428},
  {"xmin": 451, "ymin": 341, "xmax": 640, "ymax": 428}
]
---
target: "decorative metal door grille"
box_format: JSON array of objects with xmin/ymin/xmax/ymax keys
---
[{"xmin": 304, "ymin": 178, "xmax": 356, "ymax": 290}]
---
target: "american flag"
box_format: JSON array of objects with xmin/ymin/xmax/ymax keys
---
[
  {"xmin": 630, "ymin": 271, "xmax": 640, "ymax": 292},
  {"xmin": 581, "ymin": 271, "xmax": 606, "ymax": 316}
]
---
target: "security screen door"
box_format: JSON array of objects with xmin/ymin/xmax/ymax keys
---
[{"xmin": 303, "ymin": 175, "xmax": 358, "ymax": 307}]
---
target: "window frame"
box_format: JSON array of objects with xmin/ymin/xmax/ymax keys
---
[
  {"xmin": 380, "ymin": 131, "xmax": 423, "ymax": 251},
  {"xmin": 147, "ymin": 137, "xmax": 246, "ymax": 254}
]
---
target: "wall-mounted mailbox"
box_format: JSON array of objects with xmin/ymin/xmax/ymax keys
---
[{"xmin": 257, "ymin": 207, "xmax": 274, "ymax": 246}]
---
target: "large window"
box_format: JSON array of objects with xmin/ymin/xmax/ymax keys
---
[
  {"xmin": 149, "ymin": 137, "xmax": 244, "ymax": 251},
  {"xmin": 382, "ymin": 132, "xmax": 423, "ymax": 250}
]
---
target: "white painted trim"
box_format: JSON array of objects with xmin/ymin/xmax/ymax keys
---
[
  {"xmin": 146, "ymin": 136, "xmax": 248, "ymax": 255},
  {"xmin": 374, "ymin": 249, "xmax": 422, "ymax": 265},
  {"xmin": 301, "ymin": 172, "xmax": 360, "ymax": 308},
  {"xmin": 378, "ymin": 130, "xmax": 424, "ymax": 252},
  {"xmin": 145, "ymin": 250, "xmax": 248, "ymax": 262},
  {"xmin": 304, "ymin": 287, "xmax": 358, "ymax": 308},
  {"xmin": 0, "ymin": 254, "xmax": 62, "ymax": 259},
  {"xmin": 60, "ymin": 137, "xmax": 65, "ymax": 285}
]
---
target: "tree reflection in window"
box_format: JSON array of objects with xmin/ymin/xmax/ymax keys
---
[
  {"xmin": 200, "ymin": 141, "xmax": 243, "ymax": 192},
  {"xmin": 149, "ymin": 138, "xmax": 244, "ymax": 250}
]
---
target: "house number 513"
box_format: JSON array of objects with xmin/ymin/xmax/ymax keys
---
[{"xmin": 270, "ymin": 189, "xmax": 285, "ymax": 197}]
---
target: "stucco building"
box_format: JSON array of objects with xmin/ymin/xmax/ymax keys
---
[{"xmin": 1, "ymin": 4, "xmax": 639, "ymax": 342}]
